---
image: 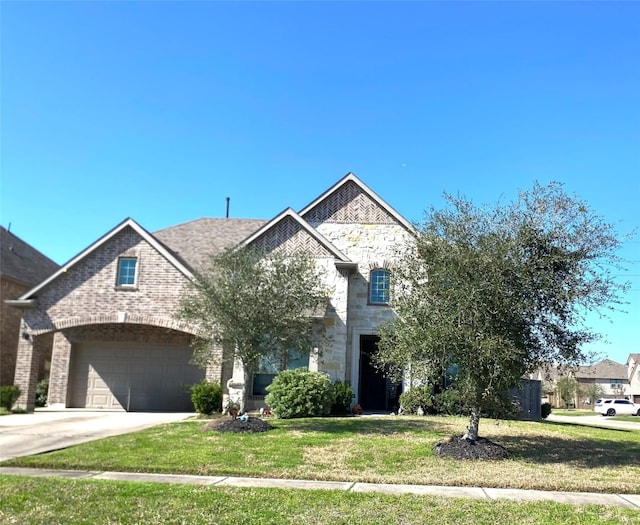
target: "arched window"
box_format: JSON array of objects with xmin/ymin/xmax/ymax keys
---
[{"xmin": 369, "ymin": 269, "xmax": 390, "ymax": 305}]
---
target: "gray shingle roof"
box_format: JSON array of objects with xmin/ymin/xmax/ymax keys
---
[
  {"xmin": 0, "ymin": 226, "xmax": 59, "ymax": 286},
  {"xmin": 574, "ymin": 359, "xmax": 628, "ymax": 380},
  {"xmin": 153, "ymin": 218, "xmax": 267, "ymax": 271}
]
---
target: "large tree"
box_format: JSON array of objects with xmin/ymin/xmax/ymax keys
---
[
  {"xmin": 176, "ymin": 247, "xmax": 330, "ymax": 408},
  {"xmin": 376, "ymin": 182, "xmax": 629, "ymax": 441}
]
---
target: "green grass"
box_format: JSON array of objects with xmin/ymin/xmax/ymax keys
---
[
  {"xmin": 552, "ymin": 409, "xmax": 596, "ymax": 417},
  {"xmin": 4, "ymin": 415, "xmax": 640, "ymax": 494},
  {"xmin": 610, "ymin": 415, "xmax": 640, "ymax": 423},
  {"xmin": 1, "ymin": 475, "xmax": 638, "ymax": 525}
]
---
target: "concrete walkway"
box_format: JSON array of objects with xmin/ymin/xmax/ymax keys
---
[{"xmin": 1, "ymin": 466, "xmax": 639, "ymax": 509}]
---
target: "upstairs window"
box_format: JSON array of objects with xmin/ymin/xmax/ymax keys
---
[
  {"xmin": 369, "ymin": 269, "xmax": 390, "ymax": 305},
  {"xmin": 116, "ymin": 257, "xmax": 138, "ymax": 287}
]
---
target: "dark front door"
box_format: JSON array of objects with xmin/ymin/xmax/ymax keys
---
[{"xmin": 359, "ymin": 335, "xmax": 400, "ymax": 412}]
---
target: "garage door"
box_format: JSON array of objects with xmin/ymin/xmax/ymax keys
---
[{"xmin": 69, "ymin": 343, "xmax": 204, "ymax": 411}]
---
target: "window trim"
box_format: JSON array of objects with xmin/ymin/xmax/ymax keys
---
[
  {"xmin": 368, "ymin": 268, "xmax": 390, "ymax": 305},
  {"xmin": 115, "ymin": 256, "xmax": 138, "ymax": 289}
]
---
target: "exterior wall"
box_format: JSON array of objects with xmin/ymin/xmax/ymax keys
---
[
  {"xmin": 15, "ymin": 226, "xmax": 201, "ymax": 409},
  {"xmin": 1, "ymin": 278, "xmax": 29, "ymax": 385},
  {"xmin": 314, "ymin": 222, "xmax": 414, "ymax": 393},
  {"xmin": 20, "ymin": 226, "xmax": 193, "ymax": 335},
  {"xmin": 627, "ymin": 355, "xmax": 640, "ymax": 403}
]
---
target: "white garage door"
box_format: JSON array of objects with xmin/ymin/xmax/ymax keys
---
[{"xmin": 69, "ymin": 343, "xmax": 204, "ymax": 411}]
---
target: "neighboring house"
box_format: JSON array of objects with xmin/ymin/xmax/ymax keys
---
[
  {"xmin": 0, "ymin": 226, "xmax": 59, "ymax": 386},
  {"xmin": 627, "ymin": 353, "xmax": 640, "ymax": 403},
  {"xmin": 530, "ymin": 358, "xmax": 632, "ymax": 409},
  {"xmin": 574, "ymin": 359, "xmax": 630, "ymax": 406},
  {"xmin": 8, "ymin": 174, "xmax": 416, "ymax": 412}
]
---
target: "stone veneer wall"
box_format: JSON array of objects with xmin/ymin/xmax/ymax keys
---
[{"xmin": 313, "ymin": 222, "xmax": 414, "ymax": 385}]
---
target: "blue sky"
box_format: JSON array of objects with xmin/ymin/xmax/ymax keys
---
[{"xmin": 2, "ymin": 1, "xmax": 638, "ymax": 365}]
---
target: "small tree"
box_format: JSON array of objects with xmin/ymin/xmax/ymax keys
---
[
  {"xmin": 376, "ymin": 182, "xmax": 629, "ymax": 441},
  {"xmin": 555, "ymin": 376, "xmax": 578, "ymax": 409},
  {"xmin": 579, "ymin": 381, "xmax": 605, "ymax": 407},
  {"xmin": 176, "ymin": 247, "xmax": 329, "ymax": 409}
]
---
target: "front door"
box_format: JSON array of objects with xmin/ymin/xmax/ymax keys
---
[{"xmin": 358, "ymin": 335, "xmax": 400, "ymax": 412}]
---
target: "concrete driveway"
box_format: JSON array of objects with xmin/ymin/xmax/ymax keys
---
[
  {"xmin": 0, "ymin": 409, "xmax": 194, "ymax": 462},
  {"xmin": 546, "ymin": 413, "xmax": 640, "ymax": 431}
]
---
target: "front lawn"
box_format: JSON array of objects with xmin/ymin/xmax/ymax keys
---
[
  {"xmin": 3, "ymin": 415, "xmax": 640, "ymax": 494},
  {"xmin": 1, "ymin": 476, "xmax": 638, "ymax": 525}
]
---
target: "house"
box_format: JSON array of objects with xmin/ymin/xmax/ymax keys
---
[
  {"xmin": 533, "ymin": 358, "xmax": 633, "ymax": 408},
  {"xmin": 0, "ymin": 226, "xmax": 59, "ymax": 386},
  {"xmin": 574, "ymin": 359, "xmax": 631, "ymax": 406},
  {"xmin": 8, "ymin": 173, "xmax": 416, "ymax": 412},
  {"xmin": 626, "ymin": 354, "xmax": 640, "ymax": 403}
]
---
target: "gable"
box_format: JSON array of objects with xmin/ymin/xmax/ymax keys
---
[
  {"xmin": 247, "ymin": 214, "xmax": 340, "ymax": 258},
  {"xmin": 302, "ymin": 179, "xmax": 397, "ymax": 225}
]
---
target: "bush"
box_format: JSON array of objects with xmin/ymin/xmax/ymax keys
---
[
  {"xmin": 482, "ymin": 391, "xmax": 522, "ymax": 420},
  {"xmin": 330, "ymin": 381, "xmax": 353, "ymax": 415},
  {"xmin": 36, "ymin": 378, "xmax": 49, "ymax": 408},
  {"xmin": 433, "ymin": 388, "xmax": 463, "ymax": 415},
  {"xmin": 0, "ymin": 385, "xmax": 21, "ymax": 411},
  {"xmin": 265, "ymin": 368, "xmax": 333, "ymax": 418},
  {"xmin": 541, "ymin": 402, "xmax": 552, "ymax": 419},
  {"xmin": 400, "ymin": 386, "xmax": 434, "ymax": 415},
  {"xmin": 191, "ymin": 380, "xmax": 223, "ymax": 415}
]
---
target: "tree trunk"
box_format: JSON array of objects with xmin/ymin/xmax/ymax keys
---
[{"xmin": 465, "ymin": 409, "xmax": 481, "ymax": 441}]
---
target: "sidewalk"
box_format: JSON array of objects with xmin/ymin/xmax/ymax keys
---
[{"xmin": 2, "ymin": 466, "xmax": 639, "ymax": 509}]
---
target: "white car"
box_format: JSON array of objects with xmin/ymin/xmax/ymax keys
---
[{"xmin": 594, "ymin": 398, "xmax": 640, "ymax": 417}]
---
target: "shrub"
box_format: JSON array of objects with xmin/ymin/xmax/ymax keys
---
[
  {"xmin": 330, "ymin": 381, "xmax": 353, "ymax": 415},
  {"xmin": 190, "ymin": 380, "xmax": 223, "ymax": 415},
  {"xmin": 36, "ymin": 378, "xmax": 49, "ymax": 408},
  {"xmin": 0, "ymin": 385, "xmax": 21, "ymax": 411},
  {"xmin": 265, "ymin": 368, "xmax": 333, "ymax": 418},
  {"xmin": 482, "ymin": 391, "xmax": 522, "ymax": 420},
  {"xmin": 541, "ymin": 402, "xmax": 552, "ymax": 419},
  {"xmin": 400, "ymin": 386, "xmax": 434, "ymax": 415},
  {"xmin": 433, "ymin": 388, "xmax": 463, "ymax": 415}
]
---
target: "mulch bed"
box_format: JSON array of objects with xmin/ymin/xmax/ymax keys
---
[
  {"xmin": 202, "ymin": 416, "xmax": 274, "ymax": 434},
  {"xmin": 434, "ymin": 436, "xmax": 509, "ymax": 460}
]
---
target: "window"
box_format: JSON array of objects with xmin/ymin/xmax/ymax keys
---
[
  {"xmin": 116, "ymin": 257, "xmax": 137, "ymax": 286},
  {"xmin": 369, "ymin": 269, "xmax": 390, "ymax": 304},
  {"xmin": 610, "ymin": 379, "xmax": 625, "ymax": 386},
  {"xmin": 252, "ymin": 348, "xmax": 310, "ymax": 396}
]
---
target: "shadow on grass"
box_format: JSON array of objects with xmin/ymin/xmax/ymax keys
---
[
  {"xmin": 497, "ymin": 426, "xmax": 640, "ymax": 468},
  {"xmin": 271, "ymin": 415, "xmax": 460, "ymax": 436}
]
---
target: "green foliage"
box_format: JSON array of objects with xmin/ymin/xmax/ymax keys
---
[
  {"xmin": 0, "ymin": 385, "xmax": 21, "ymax": 410},
  {"xmin": 330, "ymin": 381, "xmax": 353, "ymax": 415},
  {"xmin": 433, "ymin": 388, "xmax": 464, "ymax": 416},
  {"xmin": 35, "ymin": 378, "xmax": 49, "ymax": 408},
  {"xmin": 376, "ymin": 182, "xmax": 629, "ymax": 439},
  {"xmin": 579, "ymin": 382, "xmax": 605, "ymax": 406},
  {"xmin": 190, "ymin": 381, "xmax": 223, "ymax": 415},
  {"xmin": 399, "ymin": 386, "xmax": 434, "ymax": 414},
  {"xmin": 176, "ymin": 247, "xmax": 330, "ymax": 375},
  {"xmin": 265, "ymin": 368, "xmax": 333, "ymax": 418},
  {"xmin": 482, "ymin": 391, "xmax": 521, "ymax": 420},
  {"xmin": 555, "ymin": 376, "xmax": 578, "ymax": 409},
  {"xmin": 541, "ymin": 402, "xmax": 552, "ymax": 419}
]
